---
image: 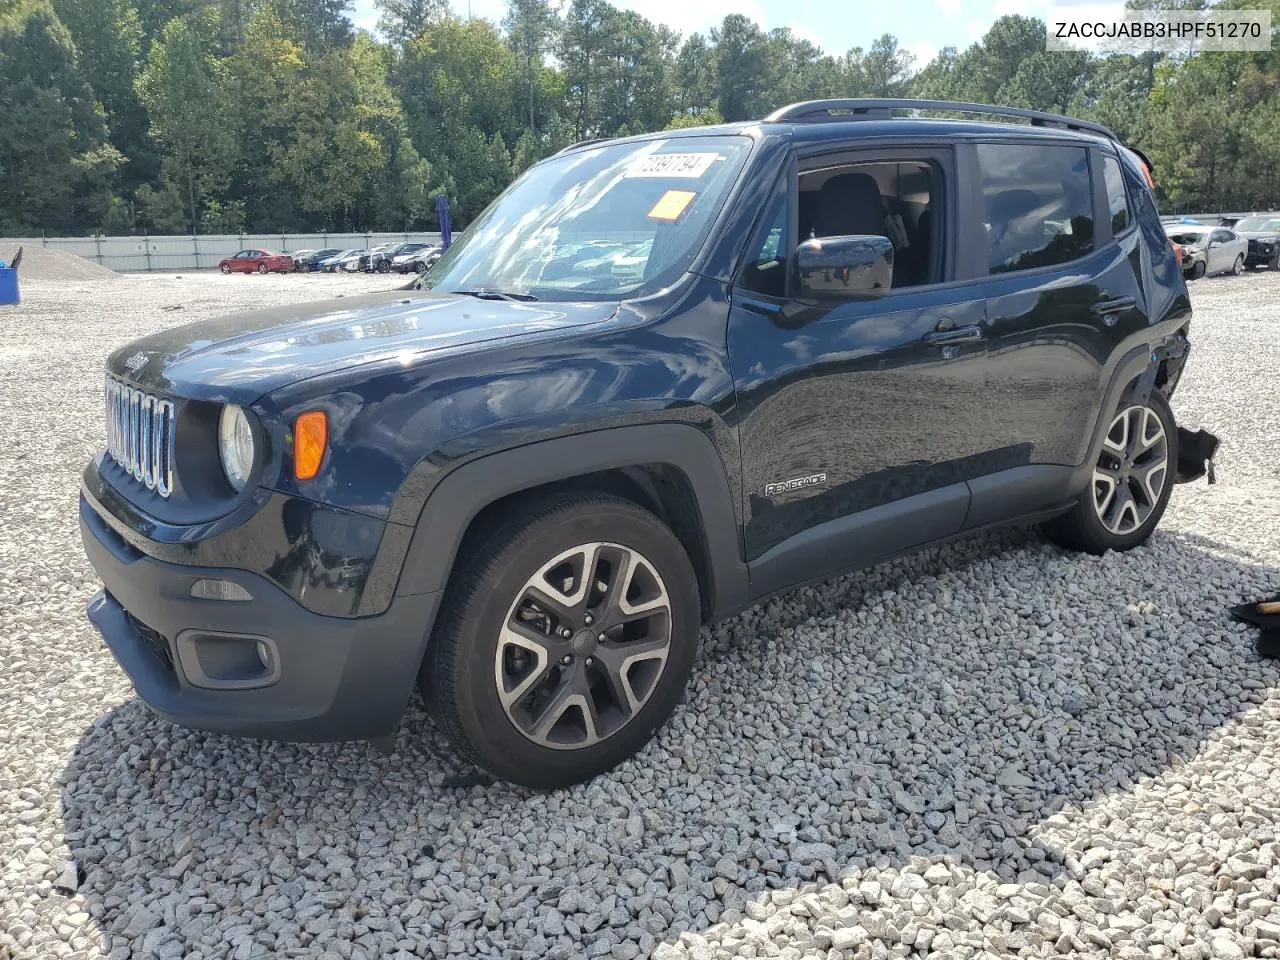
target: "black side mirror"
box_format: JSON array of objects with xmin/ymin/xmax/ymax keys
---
[{"xmin": 796, "ymin": 235, "xmax": 894, "ymax": 299}]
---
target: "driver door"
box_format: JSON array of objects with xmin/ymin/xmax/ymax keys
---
[{"xmin": 728, "ymin": 145, "xmax": 993, "ymax": 597}]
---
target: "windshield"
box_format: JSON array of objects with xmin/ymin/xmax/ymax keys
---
[
  {"xmin": 422, "ymin": 135, "xmax": 752, "ymax": 302},
  {"xmin": 1168, "ymin": 230, "xmax": 1208, "ymax": 246},
  {"xmin": 1236, "ymin": 217, "xmax": 1280, "ymax": 232}
]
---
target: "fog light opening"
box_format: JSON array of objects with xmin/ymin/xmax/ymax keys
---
[
  {"xmin": 190, "ymin": 578, "xmax": 253, "ymax": 602},
  {"xmin": 255, "ymin": 640, "xmax": 273, "ymax": 670}
]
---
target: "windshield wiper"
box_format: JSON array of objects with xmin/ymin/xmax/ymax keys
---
[{"xmin": 453, "ymin": 289, "xmax": 540, "ymax": 302}]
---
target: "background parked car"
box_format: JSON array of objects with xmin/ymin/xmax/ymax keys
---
[
  {"xmin": 322, "ymin": 249, "xmax": 364, "ymax": 272},
  {"xmin": 318, "ymin": 249, "xmax": 356, "ymax": 272},
  {"xmin": 392, "ymin": 243, "xmax": 438, "ymax": 273},
  {"xmin": 411, "ymin": 247, "xmax": 443, "ymax": 273},
  {"xmin": 218, "ymin": 249, "xmax": 294, "ymax": 274},
  {"xmin": 1169, "ymin": 237, "xmax": 1205, "ymax": 280},
  {"xmin": 373, "ymin": 242, "xmax": 429, "ymax": 273},
  {"xmin": 295, "ymin": 248, "xmax": 343, "ymax": 272},
  {"xmin": 1232, "ymin": 215, "xmax": 1280, "ymax": 269},
  {"xmin": 1165, "ymin": 225, "xmax": 1247, "ymax": 277},
  {"xmin": 355, "ymin": 243, "xmax": 396, "ymax": 272}
]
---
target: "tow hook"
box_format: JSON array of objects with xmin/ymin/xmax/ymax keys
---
[{"xmin": 1175, "ymin": 427, "xmax": 1220, "ymax": 484}]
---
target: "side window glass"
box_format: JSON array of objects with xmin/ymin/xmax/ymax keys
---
[
  {"xmin": 1102, "ymin": 154, "xmax": 1130, "ymax": 235},
  {"xmin": 978, "ymin": 143, "xmax": 1094, "ymax": 274},
  {"xmin": 796, "ymin": 158, "xmax": 942, "ymax": 290},
  {"xmin": 739, "ymin": 189, "xmax": 788, "ymax": 298}
]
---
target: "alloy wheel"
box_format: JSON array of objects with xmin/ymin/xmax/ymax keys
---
[
  {"xmin": 1092, "ymin": 404, "xmax": 1169, "ymax": 536},
  {"xmin": 1233, "ymin": 255, "xmax": 1244, "ymax": 275},
  {"xmin": 494, "ymin": 541, "xmax": 672, "ymax": 750}
]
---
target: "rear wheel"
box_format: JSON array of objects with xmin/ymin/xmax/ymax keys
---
[
  {"xmin": 422, "ymin": 493, "xmax": 700, "ymax": 788},
  {"xmin": 1232, "ymin": 254, "xmax": 1245, "ymax": 276},
  {"xmin": 1043, "ymin": 390, "xmax": 1177, "ymax": 555}
]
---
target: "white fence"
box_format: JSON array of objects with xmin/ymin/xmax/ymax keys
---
[{"xmin": 5, "ymin": 232, "xmax": 444, "ymax": 273}]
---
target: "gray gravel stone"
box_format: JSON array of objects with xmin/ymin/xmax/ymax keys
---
[{"xmin": 2, "ymin": 271, "xmax": 1280, "ymax": 960}]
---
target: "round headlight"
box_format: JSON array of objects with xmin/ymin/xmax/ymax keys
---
[{"xmin": 218, "ymin": 404, "xmax": 255, "ymax": 492}]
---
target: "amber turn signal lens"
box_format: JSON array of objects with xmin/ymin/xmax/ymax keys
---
[{"xmin": 293, "ymin": 410, "xmax": 327, "ymax": 480}]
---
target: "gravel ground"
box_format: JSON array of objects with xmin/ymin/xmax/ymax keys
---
[{"xmin": 1, "ymin": 269, "xmax": 1278, "ymax": 960}]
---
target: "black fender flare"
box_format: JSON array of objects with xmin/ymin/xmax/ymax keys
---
[
  {"xmin": 392, "ymin": 423, "xmax": 751, "ymax": 622},
  {"xmin": 1066, "ymin": 339, "xmax": 1172, "ymax": 494}
]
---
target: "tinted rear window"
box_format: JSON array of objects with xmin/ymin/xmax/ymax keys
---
[
  {"xmin": 1102, "ymin": 155, "xmax": 1130, "ymax": 235},
  {"xmin": 978, "ymin": 143, "xmax": 1094, "ymax": 274}
]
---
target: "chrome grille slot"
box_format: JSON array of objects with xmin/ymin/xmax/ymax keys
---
[{"xmin": 105, "ymin": 376, "xmax": 175, "ymax": 497}]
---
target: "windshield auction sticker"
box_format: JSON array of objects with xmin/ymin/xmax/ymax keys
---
[
  {"xmin": 648, "ymin": 190, "xmax": 697, "ymax": 221},
  {"xmin": 626, "ymin": 153, "xmax": 720, "ymax": 178}
]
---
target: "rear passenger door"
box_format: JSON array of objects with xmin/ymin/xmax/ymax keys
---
[{"xmin": 966, "ymin": 140, "xmax": 1148, "ymax": 528}]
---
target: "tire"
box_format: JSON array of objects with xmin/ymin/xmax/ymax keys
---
[
  {"xmin": 422, "ymin": 492, "xmax": 701, "ymax": 788},
  {"xmin": 1190, "ymin": 260, "xmax": 1205, "ymax": 280},
  {"xmin": 377, "ymin": 260, "xmax": 390, "ymax": 273},
  {"xmin": 220, "ymin": 264, "xmax": 231, "ymax": 275},
  {"xmin": 257, "ymin": 263, "xmax": 268, "ymax": 274},
  {"xmin": 1271, "ymin": 253, "xmax": 1280, "ymax": 271},
  {"xmin": 1043, "ymin": 389, "xmax": 1178, "ymax": 555},
  {"xmin": 1232, "ymin": 254, "xmax": 1245, "ymax": 276}
]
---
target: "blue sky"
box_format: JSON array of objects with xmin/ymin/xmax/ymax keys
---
[{"xmin": 350, "ymin": 0, "xmax": 1064, "ymax": 68}]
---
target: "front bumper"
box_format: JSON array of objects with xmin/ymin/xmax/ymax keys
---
[
  {"xmin": 1246, "ymin": 240, "xmax": 1277, "ymax": 265},
  {"xmin": 81, "ymin": 496, "xmax": 441, "ymax": 741}
]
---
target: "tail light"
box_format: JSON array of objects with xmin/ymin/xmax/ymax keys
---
[{"xmin": 1171, "ymin": 241, "xmax": 1184, "ymax": 267}]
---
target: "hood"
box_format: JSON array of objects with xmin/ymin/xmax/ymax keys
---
[{"xmin": 107, "ymin": 290, "xmax": 619, "ymax": 402}]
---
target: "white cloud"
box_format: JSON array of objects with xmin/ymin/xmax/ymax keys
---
[
  {"xmin": 905, "ymin": 39, "xmax": 940, "ymax": 67},
  {"xmin": 935, "ymin": 0, "xmax": 963, "ymax": 17},
  {"xmin": 966, "ymin": 19, "xmax": 989, "ymax": 41}
]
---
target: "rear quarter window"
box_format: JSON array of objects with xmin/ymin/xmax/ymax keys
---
[
  {"xmin": 1102, "ymin": 154, "xmax": 1130, "ymax": 235},
  {"xmin": 978, "ymin": 143, "xmax": 1094, "ymax": 274}
]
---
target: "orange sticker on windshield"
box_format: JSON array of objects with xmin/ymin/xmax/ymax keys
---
[{"xmin": 648, "ymin": 190, "xmax": 696, "ymax": 221}]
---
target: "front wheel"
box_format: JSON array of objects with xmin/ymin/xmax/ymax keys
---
[
  {"xmin": 220, "ymin": 264, "xmax": 231, "ymax": 275},
  {"xmin": 422, "ymin": 493, "xmax": 701, "ymax": 788},
  {"xmin": 257, "ymin": 263, "xmax": 268, "ymax": 274},
  {"xmin": 1043, "ymin": 390, "xmax": 1178, "ymax": 555},
  {"xmin": 1190, "ymin": 260, "xmax": 1206, "ymax": 280}
]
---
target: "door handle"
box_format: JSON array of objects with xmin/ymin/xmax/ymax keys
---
[
  {"xmin": 735, "ymin": 295, "xmax": 783, "ymax": 318},
  {"xmin": 1092, "ymin": 296, "xmax": 1136, "ymax": 316},
  {"xmin": 924, "ymin": 325, "xmax": 983, "ymax": 346}
]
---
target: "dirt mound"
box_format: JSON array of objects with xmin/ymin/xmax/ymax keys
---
[{"xmin": 2, "ymin": 244, "xmax": 117, "ymax": 282}]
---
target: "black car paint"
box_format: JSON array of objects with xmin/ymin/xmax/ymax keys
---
[{"xmin": 82, "ymin": 117, "xmax": 1193, "ymax": 742}]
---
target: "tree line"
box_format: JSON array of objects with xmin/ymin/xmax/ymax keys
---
[{"xmin": 1, "ymin": 0, "xmax": 1277, "ymax": 236}]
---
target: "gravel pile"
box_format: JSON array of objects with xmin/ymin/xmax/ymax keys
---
[
  {"xmin": 2, "ymin": 246, "xmax": 118, "ymax": 282},
  {"xmin": 1, "ymin": 270, "xmax": 1278, "ymax": 960}
]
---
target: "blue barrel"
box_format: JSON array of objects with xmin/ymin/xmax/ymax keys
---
[{"xmin": 0, "ymin": 267, "xmax": 17, "ymax": 305}]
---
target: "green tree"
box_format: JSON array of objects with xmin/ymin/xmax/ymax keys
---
[
  {"xmin": 0, "ymin": 2, "xmax": 122, "ymax": 232},
  {"xmin": 504, "ymin": 0, "xmax": 557, "ymax": 135},
  {"xmin": 52, "ymin": 0, "xmax": 157, "ymax": 188},
  {"xmin": 673, "ymin": 32, "xmax": 714, "ymax": 117},
  {"xmin": 136, "ymin": 14, "xmax": 236, "ymax": 230},
  {"xmin": 376, "ymin": 0, "xmax": 445, "ymax": 48},
  {"xmin": 711, "ymin": 13, "xmax": 773, "ymax": 122}
]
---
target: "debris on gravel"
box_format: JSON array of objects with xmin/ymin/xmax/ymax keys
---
[{"xmin": 1, "ymin": 269, "xmax": 1278, "ymax": 960}]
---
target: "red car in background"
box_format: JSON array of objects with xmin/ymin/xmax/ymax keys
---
[{"xmin": 218, "ymin": 249, "xmax": 295, "ymax": 274}]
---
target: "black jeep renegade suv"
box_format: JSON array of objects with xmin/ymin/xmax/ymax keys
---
[{"xmin": 82, "ymin": 99, "xmax": 1198, "ymax": 787}]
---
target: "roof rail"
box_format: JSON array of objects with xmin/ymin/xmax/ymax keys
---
[
  {"xmin": 762, "ymin": 98, "xmax": 1118, "ymax": 141},
  {"xmin": 554, "ymin": 137, "xmax": 609, "ymax": 156}
]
